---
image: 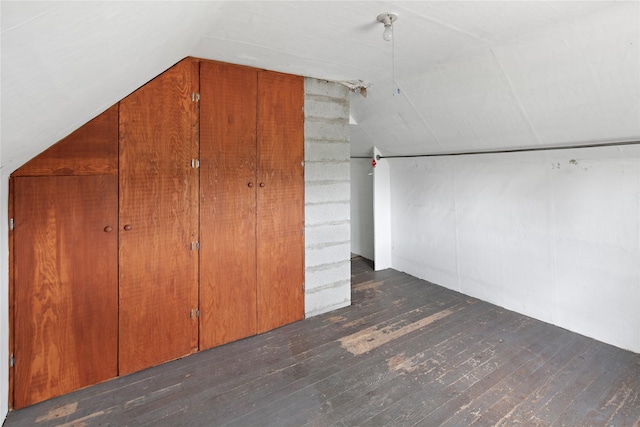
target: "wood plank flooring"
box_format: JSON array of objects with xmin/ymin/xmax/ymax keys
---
[{"xmin": 5, "ymin": 256, "xmax": 640, "ymax": 426}]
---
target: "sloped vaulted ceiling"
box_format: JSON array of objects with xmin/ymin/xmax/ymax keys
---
[
  {"xmin": 349, "ymin": 1, "xmax": 640, "ymax": 156},
  {"xmin": 2, "ymin": 1, "xmax": 639, "ymax": 170},
  {"xmin": 1, "ymin": 1, "xmax": 221, "ymax": 172}
]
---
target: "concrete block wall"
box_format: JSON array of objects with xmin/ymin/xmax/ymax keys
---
[{"xmin": 304, "ymin": 78, "xmax": 351, "ymax": 317}]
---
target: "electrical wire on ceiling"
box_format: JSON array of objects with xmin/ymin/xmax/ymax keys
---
[{"xmin": 377, "ymin": 13, "xmax": 399, "ymax": 96}]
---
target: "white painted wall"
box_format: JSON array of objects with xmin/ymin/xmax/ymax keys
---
[
  {"xmin": 350, "ymin": 158, "xmax": 374, "ymax": 261},
  {"xmin": 373, "ymin": 148, "xmax": 392, "ymax": 271},
  {"xmin": 390, "ymin": 146, "xmax": 640, "ymax": 353}
]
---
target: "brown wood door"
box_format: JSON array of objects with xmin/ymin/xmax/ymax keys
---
[
  {"xmin": 119, "ymin": 59, "xmax": 200, "ymax": 375},
  {"xmin": 256, "ymin": 71, "xmax": 305, "ymax": 333},
  {"xmin": 13, "ymin": 175, "xmax": 118, "ymax": 408},
  {"xmin": 199, "ymin": 61, "xmax": 258, "ymax": 349}
]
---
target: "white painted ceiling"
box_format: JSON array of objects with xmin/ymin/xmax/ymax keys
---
[{"xmin": 2, "ymin": 1, "xmax": 639, "ymax": 171}]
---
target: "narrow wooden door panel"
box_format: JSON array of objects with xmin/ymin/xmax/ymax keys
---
[
  {"xmin": 13, "ymin": 175, "xmax": 118, "ymax": 408},
  {"xmin": 256, "ymin": 71, "xmax": 305, "ymax": 333},
  {"xmin": 119, "ymin": 59, "xmax": 199, "ymax": 374},
  {"xmin": 8, "ymin": 178, "xmax": 14, "ymax": 409},
  {"xmin": 199, "ymin": 61, "xmax": 258, "ymax": 349}
]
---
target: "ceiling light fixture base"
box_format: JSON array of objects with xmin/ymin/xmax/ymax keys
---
[{"xmin": 376, "ymin": 13, "xmax": 398, "ymax": 25}]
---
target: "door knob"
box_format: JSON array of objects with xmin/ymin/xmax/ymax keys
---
[
  {"xmin": 123, "ymin": 224, "xmax": 132, "ymax": 231},
  {"xmin": 104, "ymin": 226, "xmax": 113, "ymax": 233},
  {"xmin": 259, "ymin": 182, "xmax": 265, "ymax": 188},
  {"xmin": 248, "ymin": 182, "xmax": 254, "ymax": 188}
]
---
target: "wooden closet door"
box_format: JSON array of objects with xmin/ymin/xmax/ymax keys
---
[
  {"xmin": 119, "ymin": 59, "xmax": 200, "ymax": 374},
  {"xmin": 256, "ymin": 71, "xmax": 305, "ymax": 333},
  {"xmin": 13, "ymin": 175, "xmax": 118, "ymax": 408},
  {"xmin": 199, "ymin": 61, "xmax": 258, "ymax": 349}
]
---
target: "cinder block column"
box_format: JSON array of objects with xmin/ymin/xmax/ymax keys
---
[{"xmin": 304, "ymin": 78, "xmax": 351, "ymax": 317}]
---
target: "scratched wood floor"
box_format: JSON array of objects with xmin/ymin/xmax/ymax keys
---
[{"xmin": 6, "ymin": 256, "xmax": 640, "ymax": 426}]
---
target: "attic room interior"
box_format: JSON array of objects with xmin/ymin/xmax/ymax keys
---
[{"xmin": 1, "ymin": 1, "xmax": 639, "ymax": 425}]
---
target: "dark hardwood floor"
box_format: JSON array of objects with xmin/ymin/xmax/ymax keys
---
[{"xmin": 5, "ymin": 256, "xmax": 640, "ymax": 426}]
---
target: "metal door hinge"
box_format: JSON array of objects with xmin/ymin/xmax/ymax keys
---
[
  {"xmin": 9, "ymin": 218, "xmax": 14, "ymax": 231},
  {"xmin": 190, "ymin": 241, "xmax": 200, "ymax": 251},
  {"xmin": 302, "ymin": 283, "xmax": 305, "ymax": 292},
  {"xmin": 190, "ymin": 309, "xmax": 200, "ymax": 319},
  {"xmin": 191, "ymin": 92, "xmax": 200, "ymax": 102},
  {"xmin": 191, "ymin": 159, "xmax": 200, "ymax": 169},
  {"xmin": 9, "ymin": 354, "xmax": 14, "ymax": 368}
]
